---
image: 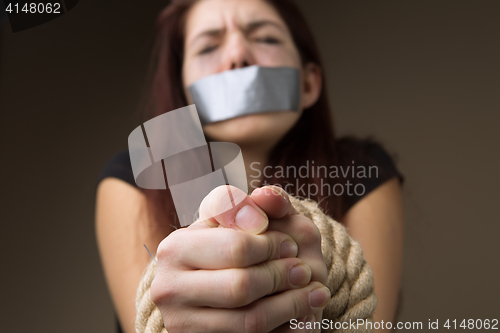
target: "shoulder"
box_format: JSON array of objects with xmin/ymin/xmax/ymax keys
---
[
  {"xmin": 97, "ymin": 150, "xmax": 137, "ymax": 188},
  {"xmin": 336, "ymin": 136, "xmax": 404, "ymax": 213}
]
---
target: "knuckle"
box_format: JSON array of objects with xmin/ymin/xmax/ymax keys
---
[
  {"xmin": 150, "ymin": 275, "xmax": 177, "ymax": 306},
  {"xmin": 291, "ymin": 290, "xmax": 308, "ymax": 318},
  {"xmin": 155, "ymin": 239, "xmax": 169, "ymax": 260},
  {"xmin": 228, "ymin": 270, "xmax": 252, "ymax": 306},
  {"xmin": 265, "ymin": 261, "xmax": 285, "ymax": 294},
  {"xmin": 150, "ymin": 277, "xmax": 161, "ymax": 304},
  {"xmin": 244, "ymin": 308, "xmax": 268, "ymax": 333},
  {"xmin": 229, "ymin": 233, "xmax": 251, "ymax": 267},
  {"xmin": 264, "ymin": 232, "xmax": 279, "ymax": 259},
  {"xmin": 156, "ymin": 229, "xmax": 184, "ymax": 260},
  {"xmin": 295, "ymin": 216, "xmax": 321, "ymax": 245}
]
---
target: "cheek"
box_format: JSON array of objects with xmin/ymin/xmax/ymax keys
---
[
  {"xmin": 183, "ymin": 59, "xmax": 216, "ymax": 103},
  {"xmin": 251, "ymin": 37, "xmax": 302, "ymax": 67},
  {"xmin": 183, "ymin": 55, "xmax": 220, "ymax": 88},
  {"xmin": 253, "ymin": 46, "xmax": 300, "ymax": 67}
]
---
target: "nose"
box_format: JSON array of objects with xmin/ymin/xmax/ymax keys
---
[
  {"xmin": 231, "ymin": 59, "xmax": 249, "ymax": 69},
  {"xmin": 220, "ymin": 31, "xmax": 255, "ymax": 71}
]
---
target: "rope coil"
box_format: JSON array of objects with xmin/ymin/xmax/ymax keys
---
[{"xmin": 135, "ymin": 196, "xmax": 377, "ymax": 333}]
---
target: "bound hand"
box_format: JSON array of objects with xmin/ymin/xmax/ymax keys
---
[{"xmin": 150, "ymin": 185, "xmax": 329, "ymax": 332}]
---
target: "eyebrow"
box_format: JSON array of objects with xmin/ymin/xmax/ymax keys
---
[{"xmin": 189, "ymin": 19, "xmax": 286, "ymax": 46}]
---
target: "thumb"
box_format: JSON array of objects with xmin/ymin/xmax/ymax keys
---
[
  {"xmin": 189, "ymin": 185, "xmax": 269, "ymax": 234},
  {"xmin": 251, "ymin": 185, "xmax": 299, "ymax": 219}
]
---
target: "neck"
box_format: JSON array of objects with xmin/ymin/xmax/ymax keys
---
[{"xmin": 240, "ymin": 143, "xmax": 273, "ymax": 192}]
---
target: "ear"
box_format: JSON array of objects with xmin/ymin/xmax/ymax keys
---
[{"xmin": 301, "ymin": 62, "xmax": 322, "ymax": 109}]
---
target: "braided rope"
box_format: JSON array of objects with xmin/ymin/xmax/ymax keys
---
[{"xmin": 135, "ymin": 196, "xmax": 377, "ymax": 333}]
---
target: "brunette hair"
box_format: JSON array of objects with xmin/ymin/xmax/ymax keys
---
[{"xmin": 141, "ymin": 0, "xmax": 349, "ymax": 227}]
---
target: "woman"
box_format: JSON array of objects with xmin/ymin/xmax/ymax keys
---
[{"xmin": 96, "ymin": 0, "xmax": 404, "ymax": 332}]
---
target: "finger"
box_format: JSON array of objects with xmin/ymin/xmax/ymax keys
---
[
  {"xmin": 196, "ymin": 184, "xmax": 269, "ymax": 234},
  {"xmin": 178, "ymin": 257, "xmax": 311, "ymax": 307},
  {"xmin": 244, "ymin": 281, "xmax": 330, "ymax": 332},
  {"xmin": 162, "ymin": 282, "xmax": 331, "ymax": 333},
  {"xmin": 272, "ymin": 314, "xmax": 317, "ymax": 333},
  {"xmin": 251, "ymin": 185, "xmax": 299, "ymax": 219},
  {"xmin": 268, "ymin": 214, "xmax": 328, "ymax": 284},
  {"xmin": 157, "ymin": 228, "xmax": 298, "ymax": 269}
]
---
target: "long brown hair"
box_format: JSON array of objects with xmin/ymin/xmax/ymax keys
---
[{"xmin": 141, "ymin": 0, "xmax": 348, "ymax": 227}]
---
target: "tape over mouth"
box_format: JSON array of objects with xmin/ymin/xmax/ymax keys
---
[{"xmin": 188, "ymin": 65, "xmax": 301, "ymax": 125}]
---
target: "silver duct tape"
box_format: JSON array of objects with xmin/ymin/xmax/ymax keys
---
[{"xmin": 188, "ymin": 65, "xmax": 301, "ymax": 125}]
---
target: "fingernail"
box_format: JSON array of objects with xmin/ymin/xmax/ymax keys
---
[
  {"xmin": 235, "ymin": 205, "xmax": 268, "ymax": 233},
  {"xmin": 309, "ymin": 286, "xmax": 331, "ymax": 308},
  {"xmin": 289, "ymin": 264, "xmax": 311, "ymax": 287},
  {"xmin": 280, "ymin": 240, "xmax": 298, "ymax": 258}
]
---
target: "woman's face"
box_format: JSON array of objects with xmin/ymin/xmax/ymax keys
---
[{"xmin": 182, "ymin": 0, "xmax": 320, "ymax": 149}]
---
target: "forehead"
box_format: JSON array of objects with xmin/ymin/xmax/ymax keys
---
[{"xmin": 185, "ymin": 0, "xmax": 286, "ymax": 38}]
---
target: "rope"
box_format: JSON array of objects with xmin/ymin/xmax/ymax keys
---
[{"xmin": 135, "ymin": 196, "xmax": 377, "ymax": 333}]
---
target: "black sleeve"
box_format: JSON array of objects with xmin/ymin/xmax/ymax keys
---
[
  {"xmin": 338, "ymin": 138, "xmax": 404, "ymax": 212},
  {"xmin": 97, "ymin": 150, "xmax": 137, "ymax": 188}
]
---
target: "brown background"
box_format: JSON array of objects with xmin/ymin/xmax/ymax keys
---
[{"xmin": 1, "ymin": 0, "xmax": 499, "ymax": 332}]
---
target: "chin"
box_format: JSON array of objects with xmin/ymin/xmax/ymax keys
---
[{"xmin": 203, "ymin": 111, "xmax": 301, "ymax": 146}]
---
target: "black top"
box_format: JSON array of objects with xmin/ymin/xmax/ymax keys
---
[
  {"xmin": 98, "ymin": 138, "xmax": 403, "ymax": 212},
  {"xmin": 97, "ymin": 138, "xmax": 403, "ymax": 333}
]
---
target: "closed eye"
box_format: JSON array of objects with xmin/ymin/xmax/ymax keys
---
[
  {"xmin": 255, "ymin": 37, "xmax": 281, "ymax": 44},
  {"xmin": 199, "ymin": 44, "xmax": 218, "ymax": 55},
  {"xmin": 198, "ymin": 36, "xmax": 280, "ymax": 55}
]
